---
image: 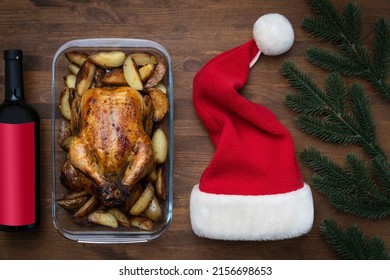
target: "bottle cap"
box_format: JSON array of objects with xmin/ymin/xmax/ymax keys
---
[{"xmin": 4, "ymin": 49, "xmax": 23, "ymax": 61}]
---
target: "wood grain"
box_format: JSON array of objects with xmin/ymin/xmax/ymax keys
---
[{"xmin": 0, "ymin": 0, "xmax": 389, "ymax": 260}]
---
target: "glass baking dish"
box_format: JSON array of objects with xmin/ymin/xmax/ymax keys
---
[{"xmin": 51, "ymin": 38, "xmax": 173, "ymax": 243}]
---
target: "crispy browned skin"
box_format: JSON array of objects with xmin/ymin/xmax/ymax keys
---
[{"xmin": 69, "ymin": 86, "xmax": 154, "ymax": 206}]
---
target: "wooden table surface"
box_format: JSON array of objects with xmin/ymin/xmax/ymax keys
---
[{"xmin": 1, "ymin": 0, "xmax": 390, "ymax": 260}]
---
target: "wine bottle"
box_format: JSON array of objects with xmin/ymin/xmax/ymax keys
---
[{"xmin": 0, "ymin": 49, "xmax": 40, "ymax": 231}]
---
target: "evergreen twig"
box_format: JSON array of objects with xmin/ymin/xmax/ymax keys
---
[
  {"xmin": 282, "ymin": 62, "xmax": 385, "ymax": 157},
  {"xmin": 300, "ymin": 147, "xmax": 390, "ymax": 218},
  {"xmin": 301, "ymin": 0, "xmax": 390, "ymax": 101},
  {"xmin": 320, "ymin": 219, "xmax": 390, "ymax": 260}
]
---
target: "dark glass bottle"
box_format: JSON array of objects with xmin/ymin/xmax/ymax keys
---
[{"xmin": 0, "ymin": 49, "xmax": 40, "ymax": 231}]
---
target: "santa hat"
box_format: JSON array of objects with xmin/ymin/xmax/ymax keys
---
[{"xmin": 190, "ymin": 14, "xmax": 314, "ymax": 241}]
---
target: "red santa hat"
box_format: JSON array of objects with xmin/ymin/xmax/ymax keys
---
[{"xmin": 190, "ymin": 14, "xmax": 314, "ymax": 241}]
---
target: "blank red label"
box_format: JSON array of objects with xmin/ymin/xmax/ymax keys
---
[{"xmin": 0, "ymin": 122, "xmax": 35, "ymax": 226}]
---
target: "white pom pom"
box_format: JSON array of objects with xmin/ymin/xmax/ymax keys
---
[{"xmin": 253, "ymin": 13, "xmax": 294, "ymax": 56}]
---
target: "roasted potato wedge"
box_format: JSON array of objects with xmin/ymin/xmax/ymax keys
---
[
  {"xmin": 129, "ymin": 184, "xmax": 154, "ymax": 216},
  {"xmin": 70, "ymin": 96, "xmax": 81, "ymax": 136},
  {"xmin": 130, "ymin": 52, "xmax": 158, "ymax": 66},
  {"xmin": 108, "ymin": 208, "xmax": 130, "ymax": 227},
  {"xmin": 148, "ymin": 88, "xmax": 169, "ymax": 122},
  {"xmin": 57, "ymin": 196, "xmax": 90, "ymax": 212},
  {"xmin": 145, "ymin": 57, "xmax": 167, "ymax": 88},
  {"xmin": 59, "ymin": 87, "xmax": 72, "ymax": 120},
  {"xmin": 65, "ymin": 51, "xmax": 89, "ymax": 67},
  {"xmin": 58, "ymin": 120, "xmax": 72, "ymax": 152},
  {"xmin": 94, "ymin": 67, "xmax": 105, "ymax": 88},
  {"xmin": 155, "ymin": 82, "xmax": 167, "ymax": 94},
  {"xmin": 63, "ymin": 190, "xmax": 90, "ymax": 200},
  {"xmin": 143, "ymin": 95, "xmax": 154, "ymax": 136},
  {"xmin": 139, "ymin": 64, "xmax": 155, "ymax": 82},
  {"xmin": 60, "ymin": 160, "xmax": 94, "ymax": 194},
  {"xmin": 102, "ymin": 68, "xmax": 127, "ymax": 86},
  {"xmin": 75, "ymin": 59, "xmax": 96, "ymax": 96},
  {"xmin": 59, "ymin": 136, "xmax": 73, "ymax": 153},
  {"xmin": 144, "ymin": 197, "xmax": 162, "ymax": 221},
  {"xmin": 152, "ymin": 128, "xmax": 168, "ymax": 164},
  {"xmin": 147, "ymin": 167, "xmax": 158, "ymax": 182},
  {"xmin": 124, "ymin": 184, "xmax": 143, "ymax": 213},
  {"xmin": 68, "ymin": 64, "xmax": 80, "ymax": 75},
  {"xmin": 63, "ymin": 74, "xmax": 76, "ymax": 89},
  {"xmin": 60, "ymin": 160, "xmax": 85, "ymax": 192},
  {"xmin": 89, "ymin": 51, "xmax": 126, "ymax": 68},
  {"xmin": 123, "ymin": 55, "xmax": 143, "ymax": 90},
  {"xmin": 129, "ymin": 216, "xmax": 153, "ymax": 231},
  {"xmin": 155, "ymin": 166, "xmax": 167, "ymax": 200},
  {"xmin": 68, "ymin": 87, "xmax": 76, "ymax": 105},
  {"xmin": 74, "ymin": 195, "xmax": 99, "ymax": 219},
  {"xmin": 88, "ymin": 210, "xmax": 118, "ymax": 228}
]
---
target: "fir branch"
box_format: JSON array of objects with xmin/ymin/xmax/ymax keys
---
[
  {"xmin": 302, "ymin": 0, "xmax": 390, "ymax": 101},
  {"xmin": 281, "ymin": 61, "xmax": 384, "ymax": 156},
  {"xmin": 306, "ymin": 47, "xmax": 366, "ymax": 76},
  {"xmin": 320, "ymin": 219, "xmax": 390, "ymax": 260},
  {"xmin": 296, "ymin": 115, "xmax": 360, "ymax": 145},
  {"xmin": 300, "ymin": 147, "xmax": 390, "ymax": 218}
]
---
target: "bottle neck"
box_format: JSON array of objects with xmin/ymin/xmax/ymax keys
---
[{"xmin": 4, "ymin": 50, "xmax": 24, "ymax": 102}]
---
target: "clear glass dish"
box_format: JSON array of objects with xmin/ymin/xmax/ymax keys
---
[{"xmin": 51, "ymin": 38, "xmax": 173, "ymax": 243}]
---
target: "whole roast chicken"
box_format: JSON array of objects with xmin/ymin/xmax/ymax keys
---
[{"xmin": 68, "ymin": 86, "xmax": 154, "ymax": 207}]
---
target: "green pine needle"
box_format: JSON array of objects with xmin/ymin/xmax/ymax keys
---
[
  {"xmin": 320, "ymin": 219, "xmax": 390, "ymax": 259},
  {"xmin": 302, "ymin": 0, "xmax": 390, "ymax": 101}
]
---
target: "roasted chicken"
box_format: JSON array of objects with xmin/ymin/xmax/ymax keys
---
[{"xmin": 68, "ymin": 86, "xmax": 154, "ymax": 207}]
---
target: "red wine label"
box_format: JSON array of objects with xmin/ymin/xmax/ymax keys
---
[{"xmin": 0, "ymin": 122, "xmax": 35, "ymax": 226}]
